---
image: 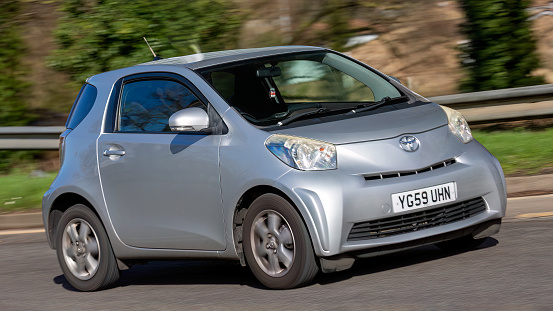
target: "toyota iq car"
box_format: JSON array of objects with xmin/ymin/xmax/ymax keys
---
[{"xmin": 43, "ymin": 46, "xmax": 507, "ymax": 291}]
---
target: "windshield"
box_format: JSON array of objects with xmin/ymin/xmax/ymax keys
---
[{"xmin": 201, "ymin": 51, "xmax": 403, "ymax": 126}]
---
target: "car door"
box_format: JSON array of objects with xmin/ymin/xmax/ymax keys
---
[{"xmin": 97, "ymin": 72, "xmax": 226, "ymax": 250}]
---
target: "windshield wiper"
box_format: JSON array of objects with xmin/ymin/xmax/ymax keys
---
[
  {"xmin": 347, "ymin": 95, "xmax": 409, "ymax": 115},
  {"xmin": 274, "ymin": 95, "xmax": 409, "ymax": 126},
  {"xmin": 277, "ymin": 107, "xmax": 330, "ymax": 126}
]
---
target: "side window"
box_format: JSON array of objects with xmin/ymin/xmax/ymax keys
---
[
  {"xmin": 66, "ymin": 83, "xmax": 98, "ymax": 129},
  {"xmin": 117, "ymin": 79, "xmax": 206, "ymax": 132}
]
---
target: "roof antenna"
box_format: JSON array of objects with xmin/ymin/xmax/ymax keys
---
[{"xmin": 143, "ymin": 37, "xmax": 163, "ymax": 61}]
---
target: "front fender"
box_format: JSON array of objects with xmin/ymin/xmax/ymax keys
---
[{"xmin": 272, "ymin": 170, "xmax": 350, "ymax": 257}]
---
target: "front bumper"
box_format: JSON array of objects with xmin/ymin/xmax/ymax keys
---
[
  {"xmin": 273, "ymin": 129, "xmax": 507, "ymax": 257},
  {"xmin": 317, "ymin": 217, "xmax": 501, "ymax": 273}
]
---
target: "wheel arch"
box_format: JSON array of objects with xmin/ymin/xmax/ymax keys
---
[
  {"xmin": 47, "ymin": 192, "xmax": 97, "ymax": 249},
  {"xmin": 232, "ymin": 185, "xmax": 319, "ymax": 266}
]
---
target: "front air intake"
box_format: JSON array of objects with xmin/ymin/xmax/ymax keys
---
[
  {"xmin": 348, "ymin": 197, "xmax": 486, "ymax": 241},
  {"xmin": 364, "ymin": 159, "xmax": 457, "ymax": 181}
]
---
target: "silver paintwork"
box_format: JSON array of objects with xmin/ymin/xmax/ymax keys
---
[
  {"xmin": 169, "ymin": 107, "xmax": 209, "ymax": 132},
  {"xmin": 43, "ymin": 46, "xmax": 506, "ymax": 273},
  {"xmin": 138, "ymin": 46, "xmax": 325, "ymax": 69}
]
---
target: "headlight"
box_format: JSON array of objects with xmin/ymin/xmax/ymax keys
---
[
  {"xmin": 265, "ymin": 134, "xmax": 337, "ymax": 170},
  {"xmin": 441, "ymin": 105, "xmax": 473, "ymax": 143}
]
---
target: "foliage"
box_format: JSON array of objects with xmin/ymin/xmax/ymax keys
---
[
  {"xmin": 290, "ymin": 0, "xmax": 368, "ymax": 51},
  {"xmin": 0, "ymin": 150, "xmax": 38, "ymax": 174},
  {"xmin": 323, "ymin": 0, "xmax": 351, "ymax": 51},
  {"xmin": 0, "ymin": 171, "xmax": 56, "ymax": 213},
  {"xmin": 49, "ymin": 0, "xmax": 241, "ymax": 83},
  {"xmin": 0, "ymin": 0, "xmax": 33, "ymax": 126},
  {"xmin": 459, "ymin": 0, "xmax": 544, "ymax": 92},
  {"xmin": 473, "ymin": 128, "xmax": 553, "ymax": 175},
  {"xmin": 0, "ymin": 1, "xmax": 37, "ymax": 173}
]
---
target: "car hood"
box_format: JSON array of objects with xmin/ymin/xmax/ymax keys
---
[{"xmin": 271, "ymin": 102, "xmax": 447, "ymax": 144}]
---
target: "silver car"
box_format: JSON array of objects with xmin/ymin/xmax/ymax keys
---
[{"xmin": 43, "ymin": 46, "xmax": 507, "ymax": 291}]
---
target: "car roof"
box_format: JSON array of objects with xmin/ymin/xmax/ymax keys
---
[{"xmin": 138, "ymin": 45, "xmax": 326, "ymax": 70}]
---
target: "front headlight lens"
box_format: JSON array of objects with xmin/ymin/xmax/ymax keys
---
[
  {"xmin": 441, "ymin": 105, "xmax": 473, "ymax": 143},
  {"xmin": 265, "ymin": 134, "xmax": 337, "ymax": 170}
]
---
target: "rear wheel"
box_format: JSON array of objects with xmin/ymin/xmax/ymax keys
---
[
  {"xmin": 435, "ymin": 235, "xmax": 486, "ymax": 252},
  {"xmin": 55, "ymin": 204, "xmax": 119, "ymax": 291},
  {"xmin": 243, "ymin": 194, "xmax": 318, "ymax": 289}
]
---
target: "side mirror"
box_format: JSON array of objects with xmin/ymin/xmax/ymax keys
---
[
  {"xmin": 388, "ymin": 76, "xmax": 402, "ymax": 84},
  {"xmin": 169, "ymin": 107, "xmax": 209, "ymax": 132}
]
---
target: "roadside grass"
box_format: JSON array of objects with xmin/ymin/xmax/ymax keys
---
[
  {"xmin": 473, "ymin": 127, "xmax": 553, "ymax": 176},
  {"xmin": 0, "ymin": 171, "xmax": 56, "ymax": 213},
  {"xmin": 0, "ymin": 128, "xmax": 552, "ymax": 213}
]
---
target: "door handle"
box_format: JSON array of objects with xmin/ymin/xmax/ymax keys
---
[{"xmin": 103, "ymin": 149, "xmax": 126, "ymax": 156}]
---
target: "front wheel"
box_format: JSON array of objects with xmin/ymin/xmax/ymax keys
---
[
  {"xmin": 55, "ymin": 204, "xmax": 119, "ymax": 291},
  {"xmin": 243, "ymin": 194, "xmax": 318, "ymax": 289}
]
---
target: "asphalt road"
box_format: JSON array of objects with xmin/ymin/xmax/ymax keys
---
[{"xmin": 1, "ymin": 197, "xmax": 552, "ymax": 311}]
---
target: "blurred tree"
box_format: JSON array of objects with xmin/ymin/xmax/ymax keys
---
[
  {"xmin": 460, "ymin": 0, "xmax": 544, "ymax": 92},
  {"xmin": 49, "ymin": 0, "xmax": 241, "ymax": 83},
  {"xmin": 0, "ymin": 0, "xmax": 32, "ymax": 126},
  {"xmin": 0, "ymin": 0, "xmax": 36, "ymax": 173},
  {"xmin": 289, "ymin": 0, "xmax": 370, "ymax": 51}
]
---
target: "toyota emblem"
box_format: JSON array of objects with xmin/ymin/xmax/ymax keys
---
[{"xmin": 399, "ymin": 136, "xmax": 420, "ymax": 152}]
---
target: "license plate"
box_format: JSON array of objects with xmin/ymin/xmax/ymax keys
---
[{"xmin": 391, "ymin": 182, "xmax": 457, "ymax": 213}]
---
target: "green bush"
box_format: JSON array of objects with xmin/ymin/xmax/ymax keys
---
[
  {"xmin": 49, "ymin": 0, "xmax": 241, "ymax": 84},
  {"xmin": 0, "ymin": 151, "xmax": 36, "ymax": 174},
  {"xmin": 0, "ymin": 0, "xmax": 33, "ymax": 126},
  {"xmin": 459, "ymin": 0, "xmax": 544, "ymax": 92}
]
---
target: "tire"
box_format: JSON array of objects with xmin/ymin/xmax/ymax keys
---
[
  {"xmin": 243, "ymin": 194, "xmax": 318, "ymax": 289},
  {"xmin": 55, "ymin": 204, "xmax": 120, "ymax": 291},
  {"xmin": 435, "ymin": 235, "xmax": 486, "ymax": 252}
]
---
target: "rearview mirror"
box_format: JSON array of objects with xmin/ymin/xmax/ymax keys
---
[
  {"xmin": 169, "ymin": 107, "xmax": 209, "ymax": 132},
  {"xmin": 256, "ymin": 67, "xmax": 281, "ymax": 78}
]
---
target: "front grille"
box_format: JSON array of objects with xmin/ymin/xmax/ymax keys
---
[
  {"xmin": 347, "ymin": 197, "xmax": 486, "ymax": 241},
  {"xmin": 364, "ymin": 159, "xmax": 457, "ymax": 181}
]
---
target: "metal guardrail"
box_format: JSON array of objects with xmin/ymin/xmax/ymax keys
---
[
  {"xmin": 429, "ymin": 83, "xmax": 553, "ymax": 123},
  {"xmin": 430, "ymin": 83, "xmax": 553, "ymax": 107},
  {"xmin": 1, "ymin": 84, "xmax": 553, "ymax": 150},
  {"xmin": 0, "ymin": 126, "xmax": 65, "ymax": 150}
]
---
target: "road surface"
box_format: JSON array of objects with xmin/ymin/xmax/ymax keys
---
[{"xmin": 1, "ymin": 196, "xmax": 552, "ymax": 310}]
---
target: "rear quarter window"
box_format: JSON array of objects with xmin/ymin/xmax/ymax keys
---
[{"xmin": 66, "ymin": 83, "xmax": 98, "ymax": 129}]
